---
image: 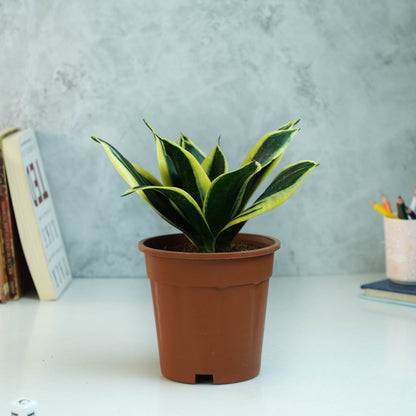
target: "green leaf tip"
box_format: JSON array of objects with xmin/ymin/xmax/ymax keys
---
[{"xmin": 143, "ymin": 119, "xmax": 159, "ymax": 139}]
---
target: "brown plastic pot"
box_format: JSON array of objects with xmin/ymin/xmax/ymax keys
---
[{"xmin": 138, "ymin": 233, "xmax": 280, "ymax": 384}]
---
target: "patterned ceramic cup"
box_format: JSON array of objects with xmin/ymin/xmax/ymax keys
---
[{"xmin": 384, "ymin": 217, "xmax": 416, "ymax": 284}]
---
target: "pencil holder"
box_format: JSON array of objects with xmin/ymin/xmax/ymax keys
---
[{"xmin": 383, "ymin": 217, "xmax": 416, "ymax": 284}]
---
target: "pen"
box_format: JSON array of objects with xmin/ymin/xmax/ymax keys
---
[
  {"xmin": 369, "ymin": 200, "xmax": 399, "ymax": 219},
  {"xmin": 381, "ymin": 194, "xmax": 392, "ymax": 213},
  {"xmin": 397, "ymin": 196, "xmax": 408, "ymax": 219}
]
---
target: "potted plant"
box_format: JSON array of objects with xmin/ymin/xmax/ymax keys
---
[{"xmin": 92, "ymin": 119, "xmax": 317, "ymax": 384}]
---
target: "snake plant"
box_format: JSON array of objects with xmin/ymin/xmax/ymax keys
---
[{"xmin": 92, "ymin": 119, "xmax": 317, "ymax": 252}]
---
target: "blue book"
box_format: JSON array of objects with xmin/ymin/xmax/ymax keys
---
[{"xmin": 360, "ymin": 279, "xmax": 416, "ymax": 307}]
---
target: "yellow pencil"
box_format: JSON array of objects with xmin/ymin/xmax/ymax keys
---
[{"xmin": 369, "ymin": 200, "xmax": 399, "ymax": 219}]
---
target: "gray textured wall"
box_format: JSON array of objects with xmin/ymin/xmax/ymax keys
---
[{"xmin": 1, "ymin": 0, "xmax": 415, "ymax": 278}]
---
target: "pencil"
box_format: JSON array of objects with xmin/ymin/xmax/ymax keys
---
[
  {"xmin": 369, "ymin": 200, "xmax": 399, "ymax": 219},
  {"xmin": 381, "ymin": 194, "xmax": 392, "ymax": 213},
  {"xmin": 406, "ymin": 207, "xmax": 416, "ymax": 220},
  {"xmin": 410, "ymin": 186, "xmax": 416, "ymax": 212},
  {"xmin": 397, "ymin": 196, "xmax": 408, "ymax": 219}
]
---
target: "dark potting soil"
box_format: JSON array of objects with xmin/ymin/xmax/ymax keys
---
[{"xmin": 162, "ymin": 242, "xmax": 259, "ymax": 253}]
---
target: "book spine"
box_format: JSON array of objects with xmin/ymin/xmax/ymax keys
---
[
  {"xmin": 0, "ymin": 143, "xmax": 21, "ymax": 300},
  {"xmin": 0, "ymin": 227, "xmax": 7, "ymax": 303}
]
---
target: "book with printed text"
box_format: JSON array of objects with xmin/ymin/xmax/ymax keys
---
[{"xmin": 3, "ymin": 129, "xmax": 71, "ymax": 300}]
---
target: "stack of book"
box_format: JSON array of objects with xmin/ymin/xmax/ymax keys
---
[
  {"xmin": 0, "ymin": 128, "xmax": 72, "ymax": 302},
  {"xmin": 360, "ymin": 279, "xmax": 416, "ymax": 307}
]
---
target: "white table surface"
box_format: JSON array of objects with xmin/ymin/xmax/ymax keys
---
[{"xmin": 1, "ymin": 274, "xmax": 415, "ymax": 415}]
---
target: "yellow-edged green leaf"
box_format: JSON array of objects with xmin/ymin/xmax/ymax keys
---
[
  {"xmin": 125, "ymin": 185, "xmax": 214, "ymax": 251},
  {"xmin": 238, "ymin": 127, "xmax": 300, "ymax": 210},
  {"xmin": 159, "ymin": 138, "xmax": 211, "ymax": 208},
  {"xmin": 134, "ymin": 188, "xmax": 198, "ymax": 240},
  {"xmin": 278, "ymin": 119, "xmax": 300, "ymax": 131},
  {"xmin": 92, "ymin": 136, "xmax": 197, "ymax": 236},
  {"xmin": 213, "ymin": 222, "xmax": 247, "ymax": 252},
  {"xmin": 156, "ymin": 137, "xmax": 180, "ymax": 186},
  {"xmin": 143, "ymin": 119, "xmax": 180, "ymax": 187},
  {"xmin": 241, "ymin": 127, "xmax": 299, "ymax": 168},
  {"xmin": 201, "ymin": 140, "xmax": 228, "ymax": 180},
  {"xmin": 221, "ymin": 160, "xmax": 318, "ymax": 231},
  {"xmin": 91, "ymin": 136, "xmax": 161, "ymax": 187},
  {"xmin": 203, "ymin": 161, "xmax": 260, "ymax": 236},
  {"xmin": 177, "ymin": 133, "xmax": 206, "ymax": 163}
]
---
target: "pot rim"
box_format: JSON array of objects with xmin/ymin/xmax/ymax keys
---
[{"xmin": 138, "ymin": 233, "xmax": 280, "ymax": 260}]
